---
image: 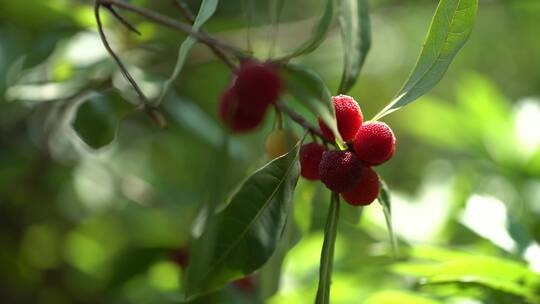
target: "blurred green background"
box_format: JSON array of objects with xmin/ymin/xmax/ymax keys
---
[{"xmin": 1, "ymin": 0, "xmax": 539, "ymax": 303}]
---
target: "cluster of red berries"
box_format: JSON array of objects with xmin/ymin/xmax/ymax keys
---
[
  {"xmin": 300, "ymin": 95, "xmax": 396, "ymax": 206},
  {"xmin": 219, "ymin": 61, "xmax": 282, "ymax": 132}
]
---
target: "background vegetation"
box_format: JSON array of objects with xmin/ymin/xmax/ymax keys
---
[{"xmin": 1, "ymin": 0, "xmax": 539, "ymax": 303}]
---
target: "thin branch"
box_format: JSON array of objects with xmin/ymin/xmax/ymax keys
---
[
  {"xmin": 104, "ymin": 5, "xmax": 141, "ymax": 35},
  {"xmin": 94, "ymin": 0, "xmax": 166, "ymax": 128},
  {"xmin": 171, "ymin": 0, "xmax": 195, "ymax": 22},
  {"xmin": 170, "ymin": 0, "xmax": 236, "ymax": 70},
  {"xmin": 99, "ymin": 0, "xmax": 247, "ymax": 60},
  {"xmin": 276, "ymin": 102, "xmax": 331, "ymax": 144}
]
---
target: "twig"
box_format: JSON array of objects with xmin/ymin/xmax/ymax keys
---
[
  {"xmin": 99, "ymin": 0, "xmax": 247, "ymax": 60},
  {"xmin": 94, "ymin": 0, "xmax": 166, "ymax": 128},
  {"xmin": 104, "ymin": 5, "xmax": 141, "ymax": 35},
  {"xmin": 276, "ymin": 102, "xmax": 331, "ymax": 144},
  {"xmin": 170, "ymin": 0, "xmax": 236, "ymax": 70},
  {"xmin": 171, "ymin": 0, "xmax": 195, "ymax": 22}
]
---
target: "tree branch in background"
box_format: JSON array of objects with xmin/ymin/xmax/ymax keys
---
[
  {"xmin": 171, "ymin": 0, "xmax": 195, "ymax": 23},
  {"xmin": 104, "ymin": 5, "xmax": 141, "ymax": 35},
  {"xmin": 170, "ymin": 0, "xmax": 237, "ymax": 70},
  {"xmin": 99, "ymin": 0, "xmax": 247, "ymax": 60},
  {"xmin": 94, "ymin": 0, "xmax": 167, "ymax": 128},
  {"xmin": 276, "ymin": 102, "xmax": 330, "ymax": 144},
  {"xmin": 95, "ymin": 0, "xmax": 329, "ymax": 136}
]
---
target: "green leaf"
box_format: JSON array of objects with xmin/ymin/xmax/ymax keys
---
[
  {"xmin": 259, "ymin": 208, "xmax": 301, "ymax": 298},
  {"xmin": 374, "ymin": 0, "xmax": 478, "ymax": 120},
  {"xmin": 278, "ymin": 0, "xmax": 334, "ymax": 60},
  {"xmin": 184, "ymin": 139, "xmax": 303, "ymax": 299},
  {"xmin": 164, "ymin": 93, "xmax": 250, "ymax": 161},
  {"xmin": 72, "ymin": 91, "xmax": 131, "ymax": 149},
  {"xmin": 315, "ymin": 192, "xmax": 340, "ymax": 304},
  {"xmin": 281, "ymin": 64, "xmax": 343, "ymax": 145},
  {"xmin": 309, "ymin": 184, "xmax": 330, "ymax": 232},
  {"xmin": 378, "ymin": 179, "xmax": 398, "ymax": 257},
  {"xmin": 393, "ymin": 249, "xmax": 540, "ymax": 303},
  {"xmin": 340, "ymin": 201, "xmax": 363, "ymax": 225},
  {"xmin": 155, "ymin": 0, "xmax": 218, "ymax": 106},
  {"xmin": 337, "ymin": 0, "xmax": 371, "ymax": 94},
  {"xmin": 364, "ymin": 290, "xmax": 444, "ymax": 304},
  {"xmin": 423, "ymin": 275, "xmax": 540, "ymax": 302},
  {"xmin": 107, "ymin": 247, "xmax": 170, "ymax": 289}
]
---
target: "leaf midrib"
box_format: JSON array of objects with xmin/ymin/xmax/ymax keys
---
[
  {"xmin": 194, "ymin": 152, "xmax": 299, "ymax": 289},
  {"xmin": 398, "ymin": 0, "xmax": 464, "ymax": 100}
]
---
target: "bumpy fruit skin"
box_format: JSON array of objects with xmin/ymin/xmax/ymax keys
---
[
  {"xmin": 219, "ymin": 86, "xmax": 266, "ymax": 132},
  {"xmin": 265, "ymin": 129, "xmax": 298, "ymax": 158},
  {"xmin": 235, "ymin": 61, "xmax": 282, "ymax": 108},
  {"xmin": 319, "ymin": 150, "xmax": 363, "ymax": 192},
  {"xmin": 354, "ymin": 121, "xmax": 396, "ymax": 165},
  {"xmin": 318, "ymin": 95, "xmax": 363, "ymax": 142},
  {"xmin": 300, "ymin": 143, "xmax": 326, "ymax": 180},
  {"xmin": 342, "ymin": 166, "xmax": 380, "ymax": 206}
]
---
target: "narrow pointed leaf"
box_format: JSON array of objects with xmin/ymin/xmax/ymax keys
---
[
  {"xmin": 378, "ymin": 179, "xmax": 398, "ymax": 257},
  {"xmin": 337, "ymin": 0, "xmax": 371, "ymax": 94},
  {"xmin": 374, "ymin": 0, "xmax": 478, "ymax": 120},
  {"xmin": 184, "ymin": 140, "xmax": 302, "ymax": 299},
  {"xmin": 278, "ymin": 0, "xmax": 334, "ymax": 60},
  {"xmin": 281, "ymin": 64, "xmax": 343, "ymax": 144},
  {"xmin": 155, "ymin": 0, "xmax": 218, "ymax": 106},
  {"xmin": 315, "ymin": 192, "xmax": 340, "ymax": 304}
]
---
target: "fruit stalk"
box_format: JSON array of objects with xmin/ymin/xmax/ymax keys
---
[{"xmin": 315, "ymin": 192, "xmax": 340, "ymax": 304}]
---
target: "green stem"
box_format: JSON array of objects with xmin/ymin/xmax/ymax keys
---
[
  {"xmin": 315, "ymin": 192, "xmax": 340, "ymax": 304},
  {"xmin": 274, "ymin": 107, "xmax": 283, "ymax": 130}
]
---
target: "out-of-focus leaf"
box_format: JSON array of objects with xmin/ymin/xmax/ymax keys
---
[
  {"xmin": 315, "ymin": 192, "xmax": 340, "ymax": 304},
  {"xmin": 281, "ymin": 64, "xmax": 343, "ymax": 145},
  {"xmin": 363, "ymin": 290, "xmax": 444, "ymax": 304},
  {"xmin": 260, "ymin": 209, "xmax": 301, "ymax": 298},
  {"xmin": 184, "ymin": 140, "xmax": 302, "ymax": 299},
  {"xmin": 422, "ymin": 275, "xmax": 539, "ymax": 302},
  {"xmin": 337, "ymin": 0, "xmax": 371, "ymax": 94},
  {"xmin": 309, "ymin": 184, "xmax": 329, "ymax": 232},
  {"xmin": 340, "ymin": 201, "xmax": 363, "ymax": 225},
  {"xmin": 164, "ymin": 93, "xmax": 249, "ymax": 161},
  {"xmin": 278, "ymin": 0, "xmax": 334, "ymax": 60},
  {"xmin": 155, "ymin": 0, "xmax": 218, "ymax": 106},
  {"xmin": 378, "ymin": 179, "xmax": 397, "ymax": 256},
  {"xmin": 5, "ymin": 55, "xmax": 26, "ymax": 90},
  {"xmin": 107, "ymin": 247, "xmax": 170, "ymax": 289},
  {"xmin": 72, "ymin": 91, "xmax": 131, "ymax": 149},
  {"xmin": 394, "ymin": 251, "xmax": 540, "ymax": 303},
  {"xmin": 374, "ymin": 0, "xmax": 478, "ymax": 120}
]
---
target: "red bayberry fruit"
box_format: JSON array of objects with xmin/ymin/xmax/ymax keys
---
[
  {"xmin": 300, "ymin": 143, "xmax": 326, "ymax": 180},
  {"xmin": 235, "ymin": 61, "xmax": 282, "ymax": 108},
  {"xmin": 219, "ymin": 86, "xmax": 266, "ymax": 132},
  {"xmin": 342, "ymin": 166, "xmax": 380, "ymax": 206},
  {"xmin": 318, "ymin": 95, "xmax": 363, "ymax": 142},
  {"xmin": 354, "ymin": 121, "xmax": 396, "ymax": 165},
  {"xmin": 319, "ymin": 150, "xmax": 363, "ymax": 192}
]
